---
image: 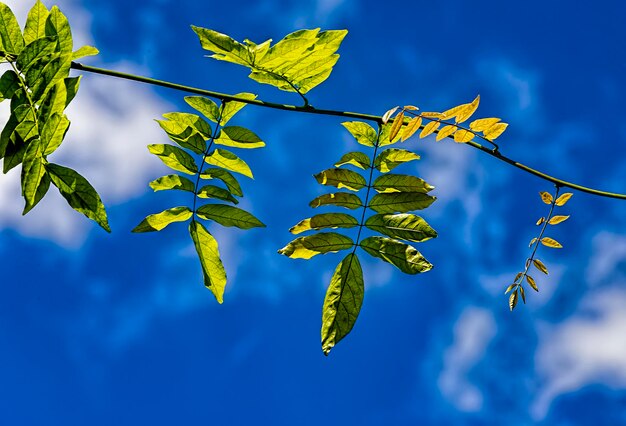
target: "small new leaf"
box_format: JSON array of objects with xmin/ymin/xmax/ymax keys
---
[{"xmin": 536, "ymin": 217, "xmax": 545, "ymax": 226}]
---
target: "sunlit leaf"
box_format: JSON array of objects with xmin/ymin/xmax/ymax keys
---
[
  {"xmin": 540, "ymin": 191, "xmax": 553, "ymax": 205},
  {"xmin": 373, "ymin": 174, "xmax": 434, "ymax": 193},
  {"xmin": 533, "ymin": 259, "xmax": 548, "ymax": 275},
  {"xmin": 191, "ymin": 26, "xmax": 251, "ymax": 66},
  {"xmin": 0, "ymin": 3, "xmax": 25, "ymax": 55},
  {"xmin": 221, "ymin": 93, "xmax": 256, "ymax": 123},
  {"xmin": 197, "ymin": 184, "xmax": 238, "ymax": 204},
  {"xmin": 341, "ymin": 121, "xmax": 377, "ymax": 147},
  {"xmin": 148, "ymin": 144, "xmax": 198, "ymax": 175},
  {"xmin": 369, "ymin": 192, "xmax": 436, "ymax": 213},
  {"xmin": 45, "ymin": 6, "xmax": 73, "ymax": 54},
  {"xmin": 483, "ymin": 122, "xmax": 508, "ymax": 140},
  {"xmin": 389, "ymin": 111, "xmax": 404, "ymax": 142},
  {"xmin": 200, "ymin": 167, "xmax": 243, "ymax": 197},
  {"xmin": 334, "ymin": 151, "xmax": 370, "ymax": 170},
  {"xmin": 529, "ymin": 237, "xmax": 538, "ymax": 247},
  {"xmin": 453, "ymin": 129, "xmax": 474, "ymax": 143},
  {"xmin": 555, "ymin": 193, "xmax": 573, "ymax": 206},
  {"xmin": 189, "ymin": 220, "xmax": 227, "ymax": 304},
  {"xmin": 0, "ymin": 70, "xmax": 19, "ymax": 102},
  {"xmin": 309, "ymin": 192, "xmax": 362, "ymax": 210},
  {"xmin": 278, "ymin": 232, "xmax": 354, "ymax": 259},
  {"xmin": 215, "ymin": 126, "xmax": 265, "ymax": 149},
  {"xmin": 536, "ymin": 217, "xmax": 545, "ymax": 226},
  {"xmin": 419, "ymin": 120, "xmax": 440, "ymax": 138},
  {"xmin": 16, "ymin": 37, "xmax": 56, "ymax": 74},
  {"xmin": 505, "ymin": 283, "xmax": 517, "ymax": 294},
  {"xmin": 205, "ymin": 148, "xmax": 253, "ymax": 178},
  {"xmin": 365, "ymin": 213, "xmax": 437, "ymax": 242},
  {"xmin": 374, "ymin": 148, "xmax": 420, "ymax": 173},
  {"xmin": 520, "ymin": 285, "xmax": 527, "ymax": 303},
  {"xmin": 401, "ymin": 116, "xmax": 422, "ymax": 142},
  {"xmin": 514, "ymin": 272, "xmax": 523, "ymax": 283},
  {"xmin": 71, "ymin": 45, "xmax": 99, "ymax": 60},
  {"xmin": 435, "ymin": 125, "xmax": 456, "ymax": 142},
  {"xmin": 315, "ymin": 168, "xmax": 366, "ymax": 191},
  {"xmin": 321, "ymin": 253, "xmax": 363, "ymax": 356},
  {"xmin": 420, "ymin": 112, "xmax": 446, "ymax": 119},
  {"xmin": 290, "ymin": 213, "xmax": 358, "ymax": 234},
  {"xmin": 184, "ymin": 96, "xmax": 221, "ymax": 123},
  {"xmin": 23, "ymin": 0, "xmax": 49, "ymax": 46},
  {"xmin": 41, "ymin": 113, "xmax": 70, "ymax": 155},
  {"xmin": 541, "ymin": 237, "xmax": 563, "ymax": 248},
  {"xmin": 132, "ymin": 207, "xmax": 193, "ymax": 232},
  {"xmin": 196, "ymin": 204, "xmax": 265, "ymax": 229},
  {"xmin": 149, "ymin": 174, "xmax": 196, "ymax": 193},
  {"xmin": 359, "ymin": 236, "xmax": 432, "ymax": 274},
  {"xmin": 21, "ymin": 137, "xmax": 46, "ymax": 210},
  {"xmin": 455, "ymin": 95, "xmax": 480, "ymax": 124},
  {"xmin": 548, "ymin": 215, "xmax": 569, "ymax": 225},
  {"xmin": 162, "ymin": 112, "xmax": 212, "ymax": 140},
  {"xmin": 469, "ymin": 117, "xmax": 501, "ymax": 132},
  {"xmin": 509, "ymin": 290, "xmax": 518, "ymax": 311},
  {"xmin": 381, "ymin": 106, "xmax": 398, "ymax": 124}
]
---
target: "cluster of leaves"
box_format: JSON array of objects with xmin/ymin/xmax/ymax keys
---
[
  {"xmin": 192, "ymin": 26, "xmax": 347, "ymax": 104},
  {"xmin": 0, "ymin": 1, "xmax": 107, "ymax": 228},
  {"xmin": 133, "ymin": 94, "xmax": 266, "ymax": 303},
  {"xmin": 382, "ymin": 95, "xmax": 508, "ymax": 148},
  {"xmin": 278, "ymin": 119, "xmax": 437, "ymax": 355},
  {"xmin": 506, "ymin": 189, "xmax": 573, "ymax": 310}
]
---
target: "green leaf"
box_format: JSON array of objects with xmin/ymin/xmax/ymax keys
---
[
  {"xmin": 63, "ymin": 76, "xmax": 80, "ymax": 107},
  {"xmin": 149, "ymin": 174, "xmax": 196, "ymax": 193},
  {"xmin": 38, "ymin": 80, "xmax": 68, "ymax": 123},
  {"xmin": 197, "ymin": 184, "xmax": 238, "ymax": 204},
  {"xmin": 2, "ymin": 134, "xmax": 27, "ymax": 173},
  {"xmin": 314, "ymin": 168, "xmax": 366, "ymax": 192},
  {"xmin": 374, "ymin": 149, "xmax": 421, "ymax": 173},
  {"xmin": 215, "ymin": 126, "xmax": 265, "ymax": 149},
  {"xmin": 341, "ymin": 121, "xmax": 377, "ymax": 147},
  {"xmin": 321, "ymin": 253, "xmax": 364, "ymax": 356},
  {"xmin": 156, "ymin": 119, "xmax": 205, "ymax": 155},
  {"xmin": 196, "ymin": 204, "xmax": 264, "ymax": 229},
  {"xmin": 22, "ymin": 171, "xmax": 50, "ymax": 215},
  {"xmin": 132, "ymin": 206, "xmax": 193, "ymax": 232},
  {"xmin": 278, "ymin": 232, "xmax": 354, "ymax": 260},
  {"xmin": 71, "ymin": 45, "xmax": 98, "ymax": 60},
  {"xmin": 334, "ymin": 151, "xmax": 370, "ymax": 170},
  {"xmin": 41, "ymin": 113, "xmax": 70, "ymax": 155},
  {"xmin": 378, "ymin": 122, "xmax": 402, "ymax": 147},
  {"xmin": 191, "ymin": 26, "xmax": 252, "ymax": 66},
  {"xmin": 0, "ymin": 3, "xmax": 25, "ymax": 55},
  {"xmin": 16, "ymin": 37, "xmax": 57, "ymax": 74},
  {"xmin": 45, "ymin": 6, "xmax": 73, "ymax": 54},
  {"xmin": 373, "ymin": 174, "xmax": 434, "ymax": 193},
  {"xmin": 200, "ymin": 167, "xmax": 243, "ymax": 197},
  {"xmin": 0, "ymin": 70, "xmax": 19, "ymax": 101},
  {"xmin": 221, "ymin": 93, "xmax": 256, "ymax": 124},
  {"xmin": 47, "ymin": 163, "xmax": 110, "ymax": 232},
  {"xmin": 369, "ymin": 192, "xmax": 436, "ymax": 213},
  {"xmin": 290, "ymin": 213, "xmax": 358, "ymax": 234},
  {"xmin": 185, "ymin": 96, "xmax": 221, "ymax": 123},
  {"xmin": 24, "ymin": 0, "xmax": 50, "ymax": 46},
  {"xmin": 162, "ymin": 112, "xmax": 212, "ymax": 139},
  {"xmin": 21, "ymin": 137, "xmax": 47, "ymax": 210},
  {"xmin": 27, "ymin": 53, "xmax": 72, "ymax": 102},
  {"xmin": 365, "ymin": 214, "xmax": 437, "ymax": 242},
  {"xmin": 205, "ymin": 148, "xmax": 253, "ymax": 178},
  {"xmin": 148, "ymin": 144, "xmax": 198, "ymax": 175},
  {"xmin": 359, "ymin": 236, "xmax": 432, "ymax": 274},
  {"xmin": 309, "ymin": 192, "xmax": 363, "ymax": 210},
  {"xmin": 189, "ymin": 220, "xmax": 227, "ymax": 304}
]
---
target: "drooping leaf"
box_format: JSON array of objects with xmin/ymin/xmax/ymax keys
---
[
  {"xmin": 205, "ymin": 148, "xmax": 253, "ymax": 178},
  {"xmin": 215, "ymin": 126, "xmax": 265, "ymax": 149},
  {"xmin": 45, "ymin": 6, "xmax": 73, "ymax": 54},
  {"xmin": 359, "ymin": 236, "xmax": 432, "ymax": 274},
  {"xmin": 47, "ymin": 163, "xmax": 110, "ymax": 232},
  {"xmin": 321, "ymin": 253, "xmax": 364, "ymax": 356},
  {"xmin": 520, "ymin": 285, "xmax": 527, "ymax": 303},
  {"xmin": 184, "ymin": 96, "xmax": 221, "ymax": 123},
  {"xmin": 401, "ymin": 116, "xmax": 422, "ymax": 142},
  {"xmin": 2, "ymin": 134, "xmax": 27, "ymax": 173},
  {"xmin": 149, "ymin": 174, "xmax": 196, "ymax": 193},
  {"xmin": 483, "ymin": 122, "xmax": 508, "ymax": 140},
  {"xmin": 23, "ymin": 0, "xmax": 50, "ymax": 46},
  {"xmin": 200, "ymin": 167, "xmax": 243, "ymax": 197},
  {"xmin": 148, "ymin": 144, "xmax": 198, "ymax": 175},
  {"xmin": 453, "ymin": 129, "xmax": 474, "ymax": 143},
  {"xmin": 335, "ymin": 151, "xmax": 370, "ymax": 170},
  {"xmin": 341, "ymin": 121, "xmax": 377, "ymax": 147},
  {"xmin": 505, "ymin": 283, "xmax": 517, "ymax": 295},
  {"xmin": 71, "ymin": 45, "xmax": 98, "ymax": 60},
  {"xmin": 315, "ymin": 168, "xmax": 366, "ymax": 191},
  {"xmin": 278, "ymin": 232, "xmax": 354, "ymax": 259},
  {"xmin": 533, "ymin": 259, "xmax": 548, "ymax": 275},
  {"xmin": 197, "ymin": 184, "xmax": 238, "ymax": 204},
  {"xmin": 374, "ymin": 149, "xmax": 420, "ymax": 173},
  {"xmin": 0, "ymin": 3, "xmax": 25, "ymax": 55},
  {"xmin": 509, "ymin": 290, "xmax": 518, "ymax": 311},
  {"xmin": 388, "ymin": 111, "xmax": 404, "ymax": 142},
  {"xmin": 365, "ymin": 214, "xmax": 437, "ymax": 242},
  {"xmin": 539, "ymin": 191, "xmax": 553, "ymax": 205},
  {"xmin": 514, "ymin": 272, "xmax": 523, "ymax": 283},
  {"xmin": 369, "ymin": 192, "xmax": 436, "ymax": 214},
  {"xmin": 309, "ymin": 192, "xmax": 362, "ymax": 210},
  {"xmin": 196, "ymin": 204, "xmax": 264, "ymax": 229},
  {"xmin": 419, "ymin": 120, "xmax": 440, "ymax": 138},
  {"xmin": 526, "ymin": 275, "xmax": 539, "ymax": 292},
  {"xmin": 469, "ymin": 117, "xmax": 501, "ymax": 132},
  {"xmin": 373, "ymin": 174, "xmax": 434, "ymax": 193},
  {"xmin": 132, "ymin": 206, "xmax": 193, "ymax": 232},
  {"xmin": 541, "ymin": 237, "xmax": 563, "ymax": 248},
  {"xmin": 22, "ymin": 171, "xmax": 50, "ymax": 215},
  {"xmin": 555, "ymin": 193, "xmax": 573, "ymax": 206},
  {"xmin": 548, "ymin": 215, "xmax": 570, "ymax": 225},
  {"xmin": 189, "ymin": 220, "xmax": 227, "ymax": 304},
  {"xmin": 435, "ymin": 125, "xmax": 456, "ymax": 142},
  {"xmin": 290, "ymin": 213, "xmax": 358, "ymax": 234}
]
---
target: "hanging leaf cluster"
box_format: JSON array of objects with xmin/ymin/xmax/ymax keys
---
[
  {"xmin": 191, "ymin": 26, "xmax": 347, "ymax": 103},
  {"xmin": 506, "ymin": 189, "xmax": 573, "ymax": 310},
  {"xmin": 382, "ymin": 95, "xmax": 508, "ymax": 147},
  {"xmin": 279, "ymin": 119, "xmax": 437, "ymax": 355},
  {"xmin": 0, "ymin": 1, "xmax": 107, "ymax": 229},
  {"xmin": 133, "ymin": 94, "xmax": 266, "ymax": 303}
]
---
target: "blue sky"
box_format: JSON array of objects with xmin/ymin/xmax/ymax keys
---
[{"xmin": 2, "ymin": 0, "xmax": 626, "ymax": 424}]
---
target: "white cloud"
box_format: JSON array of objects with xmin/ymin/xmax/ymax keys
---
[
  {"xmin": 586, "ymin": 231, "xmax": 626, "ymax": 286},
  {"xmin": 438, "ymin": 307, "xmax": 497, "ymax": 412},
  {"xmin": 533, "ymin": 286, "xmax": 626, "ymax": 419},
  {"xmin": 0, "ymin": 1, "xmax": 173, "ymax": 247}
]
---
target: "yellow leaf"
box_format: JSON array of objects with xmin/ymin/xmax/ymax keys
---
[
  {"xmin": 389, "ymin": 111, "xmax": 404, "ymax": 142},
  {"xmin": 539, "ymin": 191, "xmax": 553, "ymax": 205},
  {"xmin": 419, "ymin": 121, "xmax": 440, "ymax": 138},
  {"xmin": 403, "ymin": 105, "xmax": 419, "ymax": 111},
  {"xmin": 548, "ymin": 215, "xmax": 570, "ymax": 225},
  {"xmin": 402, "ymin": 116, "xmax": 422, "ymax": 141},
  {"xmin": 536, "ymin": 217, "xmax": 545, "ymax": 225},
  {"xmin": 382, "ymin": 106, "xmax": 398, "ymax": 124},
  {"xmin": 509, "ymin": 290, "xmax": 518, "ymax": 311},
  {"xmin": 505, "ymin": 283, "xmax": 517, "ymax": 294},
  {"xmin": 514, "ymin": 272, "xmax": 523, "ymax": 283},
  {"xmin": 529, "ymin": 237, "xmax": 538, "ymax": 247},
  {"xmin": 455, "ymin": 95, "xmax": 480, "ymax": 124},
  {"xmin": 533, "ymin": 259, "xmax": 548, "ymax": 275},
  {"xmin": 436, "ymin": 125, "xmax": 456, "ymax": 141},
  {"xmin": 541, "ymin": 237, "xmax": 563, "ymax": 248},
  {"xmin": 483, "ymin": 122, "xmax": 508, "ymax": 140},
  {"xmin": 520, "ymin": 285, "xmax": 526, "ymax": 303},
  {"xmin": 555, "ymin": 193, "xmax": 573, "ymax": 206},
  {"xmin": 526, "ymin": 275, "xmax": 538, "ymax": 291},
  {"xmin": 442, "ymin": 104, "xmax": 465, "ymax": 120},
  {"xmin": 453, "ymin": 129, "xmax": 474, "ymax": 143},
  {"xmin": 420, "ymin": 112, "xmax": 445, "ymax": 119},
  {"xmin": 469, "ymin": 117, "xmax": 501, "ymax": 132}
]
